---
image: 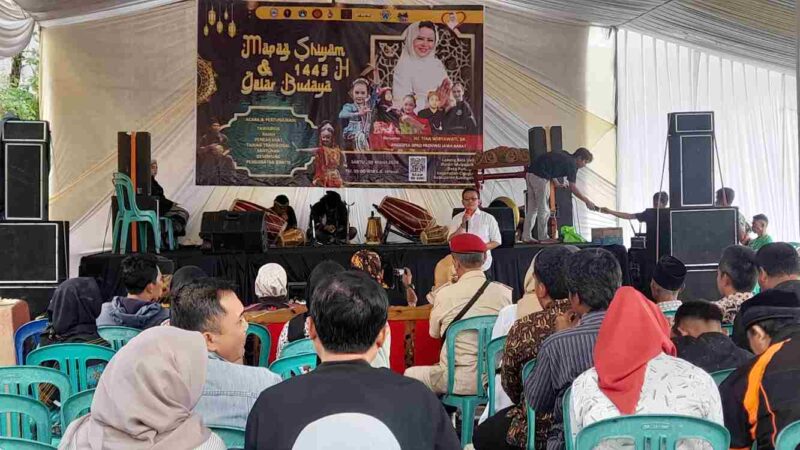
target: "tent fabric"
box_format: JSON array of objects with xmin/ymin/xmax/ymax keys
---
[
  {"xmin": 40, "ymin": 2, "xmax": 617, "ymax": 274},
  {"xmin": 0, "ymin": 0, "xmax": 34, "ymax": 57},
  {"xmin": 617, "ymin": 29, "xmax": 799, "ymax": 243}
]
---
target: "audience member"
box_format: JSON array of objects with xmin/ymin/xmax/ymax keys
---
[
  {"xmin": 569, "ymin": 288, "xmax": 723, "ymax": 442},
  {"xmin": 60, "ymin": 326, "xmax": 226, "ymax": 450},
  {"xmin": 150, "ymin": 159, "xmax": 189, "ymax": 237},
  {"xmin": 164, "ymin": 265, "xmax": 207, "ymax": 305},
  {"xmin": 733, "ymin": 242, "xmax": 800, "ymax": 348},
  {"xmin": 171, "ymin": 278, "xmax": 281, "ymax": 429},
  {"xmin": 672, "ymin": 301, "xmax": 752, "ymax": 373},
  {"xmin": 309, "ymin": 191, "xmax": 356, "ymax": 244},
  {"xmin": 713, "ymin": 246, "xmax": 757, "ymax": 324},
  {"xmin": 433, "ymin": 254, "xmax": 456, "ymax": 290},
  {"xmin": 405, "ymin": 234, "xmax": 512, "ymax": 394},
  {"xmin": 448, "ymin": 188, "xmax": 501, "ymax": 271},
  {"xmin": 267, "ymin": 195, "xmax": 298, "ymax": 230},
  {"xmin": 351, "ymin": 249, "xmax": 418, "ymax": 306},
  {"xmin": 749, "ymin": 214, "xmax": 773, "ymax": 251},
  {"xmin": 524, "ymin": 248, "xmax": 621, "ymax": 450},
  {"xmin": 716, "ymin": 188, "xmax": 751, "ymax": 244},
  {"xmin": 254, "ymin": 263, "xmax": 291, "ymax": 309},
  {"xmin": 245, "ymin": 271, "xmax": 461, "ymax": 449},
  {"xmin": 474, "ymin": 245, "xmax": 577, "ymax": 450},
  {"xmin": 720, "ymin": 290, "xmax": 800, "ymax": 450},
  {"xmin": 650, "ymin": 255, "xmax": 686, "ymax": 313},
  {"xmin": 96, "ymin": 254, "xmax": 169, "ymax": 330}
]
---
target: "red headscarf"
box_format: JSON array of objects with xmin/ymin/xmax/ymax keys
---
[{"xmin": 594, "ymin": 286, "xmax": 676, "ymax": 414}]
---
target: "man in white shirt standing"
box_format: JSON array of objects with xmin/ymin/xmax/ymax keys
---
[{"xmin": 449, "ymin": 188, "xmax": 501, "ymax": 272}]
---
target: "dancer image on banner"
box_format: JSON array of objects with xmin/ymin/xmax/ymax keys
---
[
  {"xmin": 443, "ymin": 82, "xmax": 477, "ymax": 135},
  {"xmin": 371, "ymin": 87, "xmax": 401, "ymax": 136},
  {"xmin": 398, "ymin": 94, "xmax": 431, "ymax": 135},
  {"xmin": 418, "ymin": 91, "xmax": 445, "ymax": 134},
  {"xmin": 392, "ymin": 21, "xmax": 451, "ymax": 114},
  {"xmin": 312, "ymin": 121, "xmax": 343, "ymax": 188},
  {"xmin": 339, "ymin": 78, "xmax": 372, "ymax": 151}
]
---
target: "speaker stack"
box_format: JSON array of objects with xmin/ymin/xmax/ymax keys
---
[{"xmin": 0, "ymin": 120, "xmax": 68, "ymax": 318}]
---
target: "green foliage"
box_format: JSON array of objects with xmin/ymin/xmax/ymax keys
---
[{"xmin": 0, "ymin": 35, "xmax": 39, "ymax": 120}]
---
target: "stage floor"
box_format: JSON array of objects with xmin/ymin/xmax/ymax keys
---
[{"xmin": 79, "ymin": 243, "xmax": 629, "ymax": 305}]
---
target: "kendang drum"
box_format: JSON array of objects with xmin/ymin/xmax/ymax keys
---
[
  {"xmin": 230, "ymin": 199, "xmax": 286, "ymax": 245},
  {"xmin": 374, "ymin": 197, "xmax": 436, "ymax": 242},
  {"xmin": 365, "ymin": 213, "xmax": 383, "ymax": 245},
  {"xmin": 421, "ymin": 225, "xmax": 449, "ymax": 245},
  {"xmin": 278, "ymin": 228, "xmax": 306, "ymax": 247}
]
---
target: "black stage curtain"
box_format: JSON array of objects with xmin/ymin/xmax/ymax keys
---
[{"xmin": 79, "ymin": 244, "xmax": 629, "ymax": 306}]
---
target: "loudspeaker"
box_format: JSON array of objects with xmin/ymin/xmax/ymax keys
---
[
  {"xmin": 200, "ymin": 210, "xmax": 268, "ymax": 253},
  {"xmin": 670, "ymin": 208, "xmax": 737, "ymax": 268},
  {"xmin": 451, "ymin": 207, "xmax": 515, "ymax": 247},
  {"xmin": 117, "ymin": 132, "xmax": 151, "ymax": 195},
  {"xmin": 528, "ymin": 127, "xmax": 546, "ymax": 163},
  {"xmin": 4, "ymin": 143, "xmax": 48, "ymax": 220},
  {"xmin": 549, "ymin": 126, "xmax": 563, "ymax": 151},
  {"xmin": 668, "ymin": 112, "xmax": 715, "ymax": 208},
  {"xmin": 0, "ymin": 221, "xmax": 68, "ymax": 284},
  {"xmin": 3, "ymin": 121, "xmax": 49, "ymax": 142},
  {"xmin": 681, "ymin": 269, "xmax": 719, "ymax": 302}
]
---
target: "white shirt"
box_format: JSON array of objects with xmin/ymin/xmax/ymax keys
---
[
  {"xmin": 569, "ymin": 353, "xmax": 723, "ymax": 447},
  {"xmin": 448, "ymin": 209, "xmax": 502, "ymax": 271}
]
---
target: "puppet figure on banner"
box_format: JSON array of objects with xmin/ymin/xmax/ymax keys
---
[{"xmin": 196, "ymin": 1, "xmax": 484, "ymax": 188}]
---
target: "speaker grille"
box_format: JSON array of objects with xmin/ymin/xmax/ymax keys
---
[{"xmin": 5, "ymin": 143, "xmax": 44, "ymax": 220}]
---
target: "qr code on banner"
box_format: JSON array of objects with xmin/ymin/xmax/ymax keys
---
[{"xmin": 408, "ymin": 156, "xmax": 427, "ymax": 182}]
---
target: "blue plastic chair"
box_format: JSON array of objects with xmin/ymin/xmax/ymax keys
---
[
  {"xmin": 280, "ymin": 338, "xmax": 315, "ymax": 358},
  {"xmin": 440, "ymin": 315, "xmax": 498, "ymax": 446},
  {"xmin": 160, "ymin": 217, "xmax": 177, "ymax": 250},
  {"xmin": 0, "ymin": 367, "xmax": 71, "ymax": 439},
  {"xmin": 97, "ymin": 326, "xmax": 141, "ymax": 351},
  {"xmin": 269, "ymin": 353, "xmax": 318, "ymax": 380},
  {"xmin": 722, "ymin": 324, "xmax": 733, "ymax": 336},
  {"xmin": 776, "ymin": 420, "xmax": 800, "ymax": 450},
  {"xmin": 0, "ymin": 394, "xmax": 52, "ymax": 443},
  {"xmin": 0, "ymin": 437, "xmax": 56, "ymax": 449},
  {"xmin": 246, "ymin": 323, "xmax": 272, "ymax": 368},
  {"xmin": 14, "ymin": 320, "xmax": 48, "ymax": 365},
  {"xmin": 575, "ymin": 414, "xmax": 730, "ymax": 450},
  {"xmin": 563, "ymin": 386, "xmax": 574, "ymax": 450},
  {"xmin": 710, "ymin": 368, "xmax": 735, "ymax": 386},
  {"xmin": 60, "ymin": 389, "xmax": 95, "ymax": 431},
  {"xmin": 111, "ymin": 172, "xmax": 160, "ymax": 254},
  {"xmin": 522, "ymin": 359, "xmax": 537, "ymax": 450},
  {"xmin": 486, "ymin": 335, "xmax": 507, "ymax": 417},
  {"xmin": 209, "ymin": 426, "xmax": 245, "ymax": 449},
  {"xmin": 25, "ymin": 344, "xmax": 116, "ymax": 394}
]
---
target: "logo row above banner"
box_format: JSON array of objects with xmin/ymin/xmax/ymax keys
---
[{"xmin": 196, "ymin": 1, "xmax": 484, "ymax": 188}]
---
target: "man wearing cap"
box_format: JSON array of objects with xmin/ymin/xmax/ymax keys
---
[
  {"xmin": 720, "ymin": 289, "xmax": 800, "ymax": 450},
  {"xmin": 650, "ymin": 255, "xmax": 687, "ymax": 313},
  {"xmin": 404, "ymin": 234, "xmax": 512, "ymax": 395}
]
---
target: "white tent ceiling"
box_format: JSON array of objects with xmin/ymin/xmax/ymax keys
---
[{"xmin": 0, "ymin": 0, "xmax": 795, "ymax": 71}]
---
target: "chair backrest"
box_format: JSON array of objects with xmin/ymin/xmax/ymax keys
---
[
  {"xmin": 486, "ymin": 335, "xmax": 507, "ymax": 416},
  {"xmin": 112, "ymin": 172, "xmax": 138, "ymax": 214},
  {"xmin": 722, "ymin": 324, "xmax": 733, "ymax": 336},
  {"xmin": 0, "ymin": 437, "xmax": 57, "ymax": 449},
  {"xmin": 563, "ymin": 386, "xmax": 573, "ymax": 450},
  {"xmin": 0, "ymin": 394, "xmax": 52, "ymax": 443},
  {"xmin": 444, "ymin": 315, "xmax": 498, "ymax": 397},
  {"xmin": 776, "ymin": 420, "xmax": 800, "ymax": 450},
  {"xmin": 522, "ymin": 359, "xmax": 537, "ymax": 450},
  {"xmin": 575, "ymin": 414, "xmax": 730, "ymax": 450},
  {"xmin": 97, "ymin": 326, "xmax": 141, "ymax": 351},
  {"xmin": 14, "ymin": 320, "xmax": 48, "ymax": 365},
  {"xmin": 710, "ymin": 368, "xmax": 735, "ymax": 386},
  {"xmin": 61, "ymin": 389, "xmax": 95, "ymax": 430},
  {"xmin": 25, "ymin": 343, "xmax": 116, "ymax": 393},
  {"xmin": 269, "ymin": 353, "xmax": 318, "ymax": 380},
  {"xmin": 209, "ymin": 426, "xmax": 246, "ymax": 449},
  {"xmin": 0, "ymin": 366, "xmax": 71, "ymax": 407},
  {"xmin": 281, "ymin": 338, "xmax": 315, "ymax": 358},
  {"xmin": 246, "ymin": 323, "xmax": 272, "ymax": 368},
  {"xmin": 663, "ymin": 310, "xmax": 677, "ymax": 319}
]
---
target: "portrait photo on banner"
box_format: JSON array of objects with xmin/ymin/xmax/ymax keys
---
[{"xmin": 196, "ymin": 2, "xmax": 484, "ymax": 188}]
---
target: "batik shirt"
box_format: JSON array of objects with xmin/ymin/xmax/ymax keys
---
[{"xmin": 713, "ymin": 292, "xmax": 753, "ymax": 324}]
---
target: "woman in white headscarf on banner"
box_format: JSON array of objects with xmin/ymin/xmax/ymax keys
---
[{"xmin": 392, "ymin": 21, "xmax": 451, "ymax": 113}]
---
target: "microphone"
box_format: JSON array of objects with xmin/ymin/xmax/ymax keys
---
[{"xmin": 464, "ymin": 208, "xmax": 474, "ymax": 233}]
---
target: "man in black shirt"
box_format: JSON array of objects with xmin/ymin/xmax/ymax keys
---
[
  {"xmin": 245, "ymin": 271, "xmax": 460, "ymax": 450},
  {"xmin": 523, "ymin": 148, "xmax": 595, "ymax": 241},
  {"xmin": 598, "ymin": 191, "xmax": 669, "ymax": 224}
]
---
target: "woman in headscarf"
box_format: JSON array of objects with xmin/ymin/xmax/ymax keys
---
[
  {"xmin": 59, "ymin": 326, "xmax": 226, "ymax": 450},
  {"xmin": 350, "ymin": 250, "xmax": 418, "ymax": 307},
  {"xmin": 40, "ymin": 278, "xmax": 106, "ymax": 347},
  {"xmin": 568, "ymin": 287, "xmax": 723, "ymax": 444},
  {"xmin": 254, "ymin": 263, "xmax": 290, "ymax": 310},
  {"xmin": 276, "ymin": 261, "xmax": 345, "ymax": 357},
  {"xmin": 392, "ymin": 21, "xmax": 450, "ymax": 113}
]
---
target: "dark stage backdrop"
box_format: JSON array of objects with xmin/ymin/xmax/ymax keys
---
[
  {"xmin": 80, "ymin": 244, "xmax": 629, "ymax": 306},
  {"xmin": 197, "ymin": 2, "xmax": 484, "ymax": 188}
]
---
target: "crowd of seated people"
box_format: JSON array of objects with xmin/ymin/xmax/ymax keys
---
[{"xmin": 20, "ymin": 236, "xmax": 800, "ymax": 449}]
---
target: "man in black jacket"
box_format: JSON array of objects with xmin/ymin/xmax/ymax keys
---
[
  {"xmin": 309, "ymin": 190, "xmax": 356, "ymax": 244},
  {"xmin": 672, "ymin": 301, "xmax": 752, "ymax": 373}
]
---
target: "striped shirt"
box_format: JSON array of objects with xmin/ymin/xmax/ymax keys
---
[{"xmin": 524, "ymin": 310, "xmax": 606, "ymax": 450}]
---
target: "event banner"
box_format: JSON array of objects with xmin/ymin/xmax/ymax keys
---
[{"xmin": 196, "ymin": 2, "xmax": 484, "ymax": 188}]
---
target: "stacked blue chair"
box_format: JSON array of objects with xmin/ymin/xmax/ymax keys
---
[
  {"xmin": 111, "ymin": 172, "xmax": 160, "ymax": 254},
  {"xmin": 522, "ymin": 359, "xmax": 537, "ymax": 450},
  {"xmin": 60, "ymin": 389, "xmax": 95, "ymax": 431},
  {"xmin": 574, "ymin": 414, "xmax": 730, "ymax": 450},
  {"xmin": 485, "ymin": 335, "xmax": 507, "ymax": 417},
  {"xmin": 0, "ymin": 437, "xmax": 56, "ymax": 449},
  {"xmin": 14, "ymin": 320, "xmax": 48, "ymax": 365},
  {"xmin": 0, "ymin": 394, "xmax": 52, "ymax": 443},
  {"xmin": 210, "ymin": 426, "xmax": 245, "ymax": 449},
  {"xmin": 97, "ymin": 326, "xmax": 141, "ymax": 351},
  {"xmin": 280, "ymin": 338, "xmax": 315, "ymax": 358},
  {"xmin": 246, "ymin": 324, "xmax": 272, "ymax": 368},
  {"xmin": 776, "ymin": 420, "xmax": 800, "ymax": 450},
  {"xmin": 710, "ymin": 368, "xmax": 735, "ymax": 386},
  {"xmin": 25, "ymin": 344, "xmax": 116, "ymax": 394},
  {"xmin": 269, "ymin": 353, "xmax": 318, "ymax": 380}
]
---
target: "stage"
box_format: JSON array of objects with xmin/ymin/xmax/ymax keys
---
[{"xmin": 79, "ymin": 243, "xmax": 630, "ymax": 306}]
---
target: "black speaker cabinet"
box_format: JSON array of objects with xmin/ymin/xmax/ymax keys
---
[
  {"xmin": 117, "ymin": 132, "xmax": 151, "ymax": 195},
  {"xmin": 670, "ymin": 207, "xmax": 737, "ymax": 268},
  {"xmin": 0, "ymin": 221, "xmax": 68, "ymax": 284},
  {"xmin": 451, "ymin": 207, "xmax": 515, "ymax": 247},
  {"xmin": 668, "ymin": 112, "xmax": 715, "ymax": 208},
  {"xmin": 681, "ymin": 269, "xmax": 719, "ymax": 302},
  {"xmin": 528, "ymin": 127, "xmax": 547, "ymax": 163},
  {"xmin": 4, "ymin": 143, "xmax": 48, "ymax": 220},
  {"xmin": 200, "ymin": 210, "xmax": 268, "ymax": 253}
]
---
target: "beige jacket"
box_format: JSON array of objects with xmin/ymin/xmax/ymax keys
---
[{"xmin": 428, "ymin": 270, "xmax": 512, "ymax": 394}]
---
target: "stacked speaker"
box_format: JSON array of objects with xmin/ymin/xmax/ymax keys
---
[{"xmin": 0, "ymin": 120, "xmax": 68, "ymax": 318}]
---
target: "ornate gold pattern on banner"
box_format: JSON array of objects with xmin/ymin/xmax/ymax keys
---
[
  {"xmin": 197, "ymin": 58, "xmax": 217, "ymax": 104},
  {"xmin": 208, "ymin": 7, "xmax": 216, "ymax": 26},
  {"xmin": 203, "ymin": 1, "xmax": 238, "ymax": 41}
]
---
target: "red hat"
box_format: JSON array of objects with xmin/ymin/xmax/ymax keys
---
[{"xmin": 449, "ymin": 233, "xmax": 487, "ymax": 254}]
